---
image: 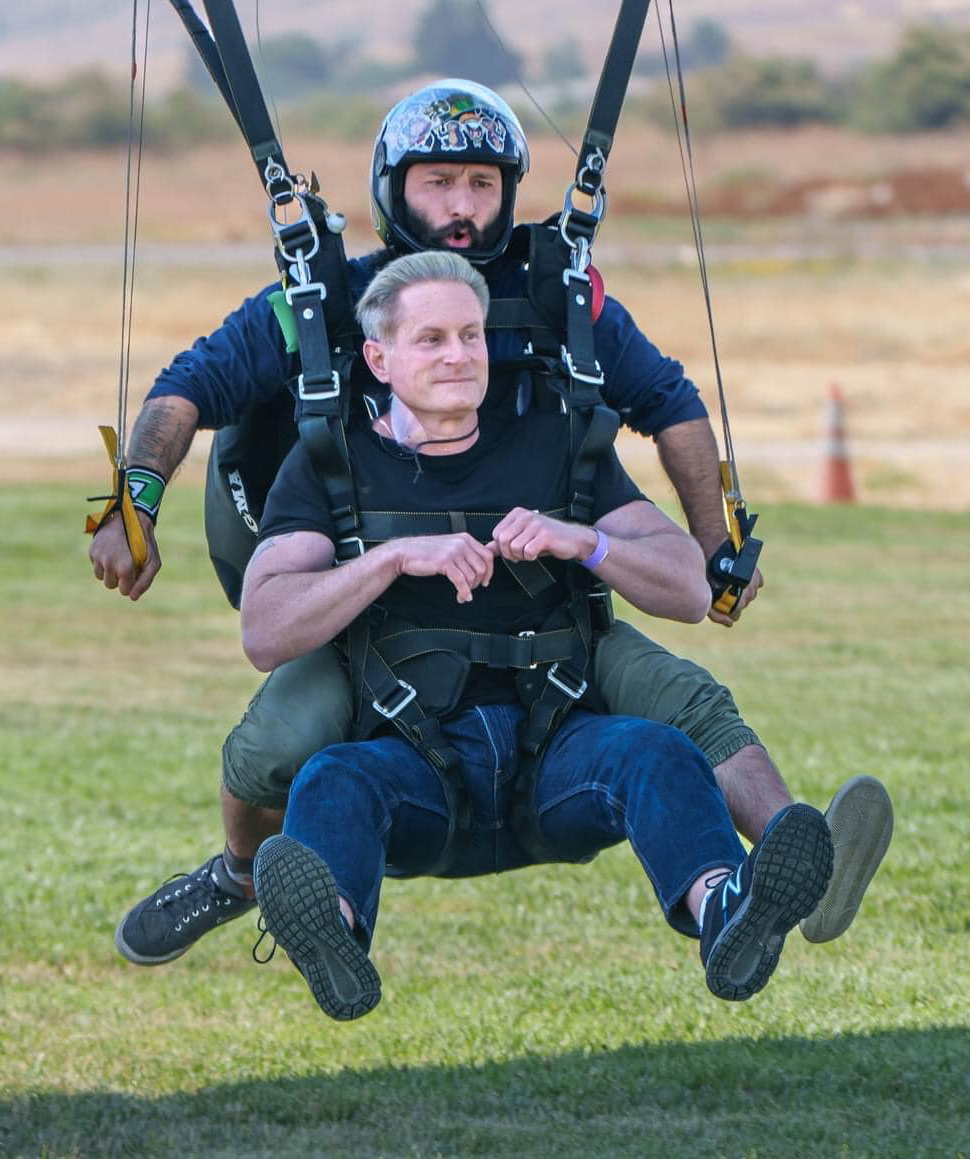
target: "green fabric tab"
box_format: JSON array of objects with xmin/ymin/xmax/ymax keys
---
[{"xmin": 268, "ymin": 289, "xmax": 300, "ymax": 353}]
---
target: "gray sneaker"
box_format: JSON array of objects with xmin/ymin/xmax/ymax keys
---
[
  {"xmin": 254, "ymin": 835, "xmax": 381, "ymax": 1021},
  {"xmin": 800, "ymin": 774, "xmax": 894, "ymax": 943},
  {"xmin": 115, "ymin": 855, "xmax": 256, "ymax": 965}
]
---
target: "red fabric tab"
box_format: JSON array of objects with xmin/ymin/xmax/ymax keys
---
[{"xmin": 588, "ymin": 264, "xmax": 605, "ymax": 322}]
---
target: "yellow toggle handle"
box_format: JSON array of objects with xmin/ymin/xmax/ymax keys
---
[{"xmin": 84, "ymin": 425, "xmax": 148, "ymax": 572}]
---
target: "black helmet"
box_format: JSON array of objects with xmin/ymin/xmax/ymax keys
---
[{"xmin": 370, "ymin": 79, "xmax": 530, "ymax": 264}]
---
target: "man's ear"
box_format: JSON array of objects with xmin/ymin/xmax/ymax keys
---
[{"xmin": 363, "ymin": 338, "xmax": 390, "ymax": 383}]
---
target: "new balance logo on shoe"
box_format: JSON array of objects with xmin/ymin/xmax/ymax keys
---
[{"xmin": 700, "ymin": 804, "xmax": 834, "ymax": 1002}]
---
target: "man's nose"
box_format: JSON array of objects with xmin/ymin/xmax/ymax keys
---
[
  {"xmin": 447, "ymin": 179, "xmax": 476, "ymax": 217},
  {"xmin": 441, "ymin": 333, "xmax": 468, "ymax": 361}
]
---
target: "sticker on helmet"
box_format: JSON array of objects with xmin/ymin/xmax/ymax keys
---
[{"xmin": 389, "ymin": 95, "xmax": 508, "ymax": 157}]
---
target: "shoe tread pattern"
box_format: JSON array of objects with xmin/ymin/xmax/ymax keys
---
[
  {"xmin": 255, "ymin": 836, "xmax": 381, "ymax": 1021},
  {"xmin": 706, "ymin": 804, "xmax": 834, "ymax": 1001}
]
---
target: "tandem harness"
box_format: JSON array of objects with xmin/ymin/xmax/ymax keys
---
[{"xmin": 171, "ymin": 0, "xmax": 758, "ymax": 869}]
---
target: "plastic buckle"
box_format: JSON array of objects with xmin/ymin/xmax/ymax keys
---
[
  {"xmin": 546, "ymin": 662, "xmax": 587, "ymax": 700},
  {"xmin": 298, "ymin": 370, "xmax": 341, "ymax": 401},
  {"xmin": 517, "ymin": 629, "xmax": 538, "ymax": 669},
  {"xmin": 372, "ymin": 680, "xmax": 417, "ymax": 720}
]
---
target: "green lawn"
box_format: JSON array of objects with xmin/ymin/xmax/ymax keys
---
[{"xmin": 1, "ymin": 485, "xmax": 968, "ymax": 1158}]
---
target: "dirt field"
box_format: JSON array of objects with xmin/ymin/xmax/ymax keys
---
[{"xmin": 4, "ymin": 127, "xmax": 970, "ymax": 509}]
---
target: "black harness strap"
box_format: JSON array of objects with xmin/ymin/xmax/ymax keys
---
[
  {"xmin": 485, "ymin": 298, "xmax": 556, "ymax": 333},
  {"xmin": 371, "ymin": 625, "xmax": 578, "ymax": 671},
  {"xmin": 575, "ymin": 0, "xmax": 652, "ymax": 199},
  {"xmin": 198, "ymin": 0, "xmax": 293, "ymax": 198},
  {"xmin": 345, "ymin": 617, "xmax": 470, "ymax": 877},
  {"xmin": 510, "ymin": 588, "xmax": 598, "ymax": 862},
  {"xmin": 168, "ymin": 0, "xmax": 242, "ymax": 135}
]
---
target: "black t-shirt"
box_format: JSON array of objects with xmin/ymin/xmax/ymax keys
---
[{"xmin": 259, "ymin": 406, "xmax": 646, "ymax": 704}]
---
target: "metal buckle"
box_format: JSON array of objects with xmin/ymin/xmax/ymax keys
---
[
  {"xmin": 335, "ymin": 536, "xmax": 364, "ymax": 564},
  {"xmin": 269, "ymin": 191, "xmax": 320, "ymax": 264},
  {"xmin": 297, "ymin": 370, "xmax": 341, "ymax": 401},
  {"xmin": 562, "ymin": 266, "xmax": 591, "ymax": 289},
  {"xmin": 517, "ymin": 629, "xmax": 538, "ymax": 669},
  {"xmin": 372, "ymin": 680, "xmax": 417, "ymax": 720},
  {"xmin": 546, "ymin": 662, "xmax": 587, "ymax": 700},
  {"xmin": 285, "ymin": 281, "xmax": 327, "ymax": 307},
  {"xmin": 560, "ymin": 346, "xmax": 604, "ymax": 387}
]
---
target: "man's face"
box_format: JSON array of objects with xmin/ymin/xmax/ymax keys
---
[
  {"xmin": 365, "ymin": 280, "xmax": 488, "ymax": 423},
  {"xmin": 402, "ymin": 162, "xmax": 504, "ymax": 251}
]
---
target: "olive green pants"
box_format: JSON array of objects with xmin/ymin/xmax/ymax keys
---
[{"xmin": 222, "ymin": 620, "xmax": 761, "ymax": 808}]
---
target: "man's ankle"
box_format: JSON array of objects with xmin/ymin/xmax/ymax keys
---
[{"xmin": 220, "ymin": 845, "xmax": 255, "ymax": 899}]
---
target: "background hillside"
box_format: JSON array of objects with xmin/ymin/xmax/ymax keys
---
[{"xmin": 3, "ymin": 0, "xmax": 970, "ymax": 91}]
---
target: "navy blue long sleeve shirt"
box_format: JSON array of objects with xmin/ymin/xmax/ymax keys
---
[{"xmin": 146, "ymin": 249, "xmax": 708, "ymax": 437}]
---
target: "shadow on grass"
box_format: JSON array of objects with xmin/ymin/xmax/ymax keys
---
[{"xmin": 3, "ymin": 1026, "xmax": 968, "ymax": 1158}]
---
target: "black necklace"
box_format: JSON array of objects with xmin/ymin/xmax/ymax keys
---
[{"xmin": 412, "ymin": 420, "xmax": 480, "ymax": 452}]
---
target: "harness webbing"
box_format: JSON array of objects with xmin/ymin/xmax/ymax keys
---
[
  {"xmin": 576, "ymin": 0, "xmax": 652, "ymax": 198},
  {"xmin": 168, "ymin": 0, "xmax": 242, "ymax": 136},
  {"xmin": 171, "ymin": 0, "xmax": 294, "ymax": 199},
  {"xmin": 169, "ymin": 2, "xmax": 633, "ymax": 873}
]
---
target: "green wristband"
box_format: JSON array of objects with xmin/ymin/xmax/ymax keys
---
[{"xmin": 126, "ymin": 467, "xmax": 166, "ymax": 522}]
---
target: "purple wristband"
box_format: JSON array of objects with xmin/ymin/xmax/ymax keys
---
[{"xmin": 580, "ymin": 529, "xmax": 610, "ymax": 570}]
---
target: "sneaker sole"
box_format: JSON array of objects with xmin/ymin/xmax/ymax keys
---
[
  {"xmin": 800, "ymin": 775, "xmax": 893, "ymax": 943},
  {"xmin": 254, "ymin": 835, "xmax": 381, "ymax": 1021},
  {"xmin": 705, "ymin": 804, "xmax": 834, "ymax": 1002}
]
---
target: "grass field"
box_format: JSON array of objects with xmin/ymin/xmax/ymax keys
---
[
  {"xmin": 1, "ymin": 484, "xmax": 968, "ymax": 1158},
  {"xmin": 2, "ymin": 124, "xmax": 969, "ymax": 1155}
]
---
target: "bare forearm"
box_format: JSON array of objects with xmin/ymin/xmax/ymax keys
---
[
  {"xmin": 655, "ymin": 418, "xmax": 727, "ymax": 555},
  {"xmin": 127, "ymin": 396, "xmax": 200, "ymax": 479},
  {"xmin": 241, "ymin": 541, "xmax": 400, "ymax": 671},
  {"xmin": 490, "ymin": 505, "xmax": 710, "ymax": 625},
  {"xmin": 592, "ymin": 529, "xmax": 710, "ymax": 623}
]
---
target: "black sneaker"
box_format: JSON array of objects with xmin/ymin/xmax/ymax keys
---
[
  {"xmin": 254, "ymin": 835, "xmax": 381, "ymax": 1021},
  {"xmin": 114, "ymin": 855, "xmax": 256, "ymax": 965},
  {"xmin": 700, "ymin": 803, "xmax": 834, "ymax": 1001}
]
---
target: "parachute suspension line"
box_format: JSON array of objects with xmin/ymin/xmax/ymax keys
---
[
  {"xmin": 83, "ymin": 0, "xmax": 150, "ymax": 570},
  {"xmin": 655, "ymin": 1, "xmax": 739, "ymax": 488},
  {"xmin": 116, "ymin": 0, "xmax": 152, "ymax": 469},
  {"xmin": 473, "ymin": 0, "xmax": 578, "ymax": 159}
]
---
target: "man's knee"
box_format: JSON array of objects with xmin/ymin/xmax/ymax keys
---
[
  {"xmin": 222, "ymin": 647, "xmax": 354, "ymax": 808},
  {"xmin": 593, "ymin": 620, "xmax": 761, "ymax": 767}
]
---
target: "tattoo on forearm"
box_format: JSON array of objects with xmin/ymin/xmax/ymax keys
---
[{"xmin": 128, "ymin": 401, "xmax": 197, "ymax": 479}]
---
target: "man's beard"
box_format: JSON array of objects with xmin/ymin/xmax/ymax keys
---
[{"xmin": 401, "ymin": 204, "xmax": 505, "ymax": 253}]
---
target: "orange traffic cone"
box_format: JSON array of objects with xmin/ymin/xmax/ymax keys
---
[{"xmin": 821, "ymin": 383, "xmax": 856, "ymax": 503}]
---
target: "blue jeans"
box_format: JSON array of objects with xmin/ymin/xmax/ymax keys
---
[{"xmin": 283, "ymin": 706, "xmax": 746, "ymax": 949}]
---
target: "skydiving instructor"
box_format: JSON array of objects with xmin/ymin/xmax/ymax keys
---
[{"xmin": 87, "ymin": 79, "xmax": 892, "ymax": 968}]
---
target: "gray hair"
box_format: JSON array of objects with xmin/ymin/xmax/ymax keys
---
[{"xmin": 355, "ymin": 250, "xmax": 490, "ymax": 342}]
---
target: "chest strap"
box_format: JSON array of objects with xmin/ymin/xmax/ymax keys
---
[{"xmin": 337, "ymin": 507, "xmax": 569, "ymax": 598}]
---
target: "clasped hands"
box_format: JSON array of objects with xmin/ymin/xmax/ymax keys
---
[{"xmin": 395, "ymin": 507, "xmax": 598, "ymax": 604}]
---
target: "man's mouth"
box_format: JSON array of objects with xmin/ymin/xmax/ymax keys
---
[{"xmin": 445, "ymin": 229, "xmax": 472, "ymax": 248}]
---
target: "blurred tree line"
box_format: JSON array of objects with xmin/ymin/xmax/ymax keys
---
[{"xmin": 2, "ymin": 1, "xmax": 970, "ymax": 152}]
